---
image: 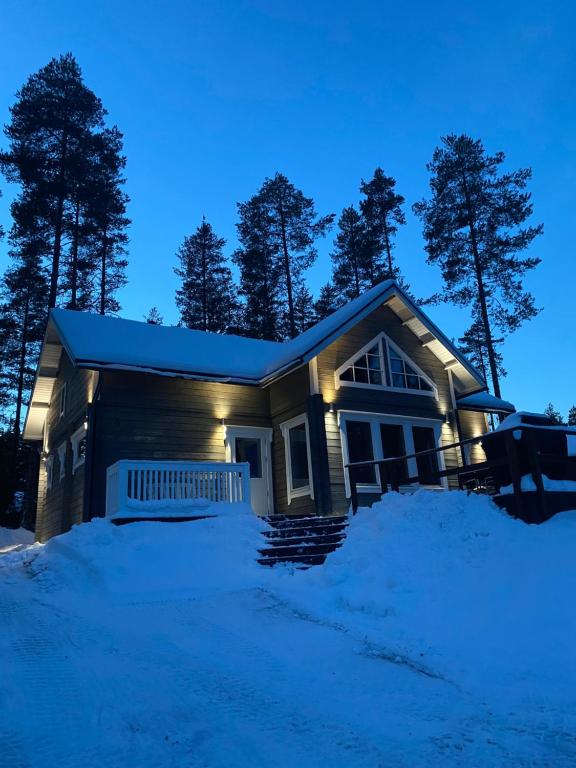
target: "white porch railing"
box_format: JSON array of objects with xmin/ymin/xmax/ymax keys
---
[{"xmin": 105, "ymin": 460, "xmax": 251, "ymax": 517}]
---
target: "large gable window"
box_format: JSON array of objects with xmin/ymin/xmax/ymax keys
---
[{"xmin": 335, "ymin": 333, "xmax": 437, "ymax": 397}]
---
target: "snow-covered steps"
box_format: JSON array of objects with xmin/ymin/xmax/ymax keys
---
[{"xmin": 259, "ymin": 515, "xmax": 348, "ymax": 568}]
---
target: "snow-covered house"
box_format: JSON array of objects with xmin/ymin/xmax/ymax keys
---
[{"xmin": 24, "ymin": 280, "xmax": 514, "ymax": 541}]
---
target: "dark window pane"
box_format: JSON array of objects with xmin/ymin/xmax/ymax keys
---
[
  {"xmin": 367, "ymin": 345, "xmax": 379, "ymax": 356},
  {"xmin": 369, "ymin": 370, "xmax": 382, "ymax": 385},
  {"xmin": 404, "ymin": 361, "xmax": 418, "ymax": 377},
  {"xmin": 346, "ymin": 421, "xmax": 376, "ymax": 484},
  {"xmin": 340, "ymin": 367, "xmax": 354, "ymax": 381},
  {"xmin": 288, "ymin": 424, "xmax": 309, "ymax": 489},
  {"xmin": 392, "ymin": 373, "xmax": 405, "ymax": 388},
  {"xmin": 367, "ymin": 354, "xmax": 381, "ymax": 370},
  {"xmin": 406, "ymin": 374, "xmax": 419, "ymax": 389},
  {"xmin": 236, "ymin": 438, "xmax": 262, "ymax": 478},
  {"xmin": 354, "ymin": 367, "xmax": 369, "ymax": 383},
  {"xmin": 413, "ymin": 426, "xmax": 440, "ymax": 485},
  {"xmin": 420, "ymin": 379, "xmax": 433, "ymax": 391},
  {"xmin": 379, "ymin": 424, "xmax": 408, "ymax": 483},
  {"xmin": 390, "ymin": 358, "xmax": 404, "ymax": 373}
]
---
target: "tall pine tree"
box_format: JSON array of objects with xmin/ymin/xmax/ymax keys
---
[
  {"xmin": 331, "ymin": 205, "xmax": 370, "ymax": 300},
  {"xmin": 245, "ymin": 173, "xmax": 334, "ymax": 338},
  {"xmin": 175, "ymin": 218, "xmax": 237, "ymax": 333},
  {"xmin": 314, "ymin": 282, "xmax": 342, "ymax": 321},
  {"xmin": 413, "ymin": 135, "xmax": 542, "ymax": 398},
  {"xmin": 359, "ymin": 168, "xmax": 406, "ymax": 283},
  {"xmin": 458, "ymin": 307, "xmax": 506, "ymax": 389}
]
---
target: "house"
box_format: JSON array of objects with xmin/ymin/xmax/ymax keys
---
[{"xmin": 23, "ymin": 280, "xmax": 515, "ymax": 541}]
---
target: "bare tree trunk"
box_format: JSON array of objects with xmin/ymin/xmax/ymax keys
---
[
  {"xmin": 69, "ymin": 198, "xmax": 81, "ymax": 309},
  {"xmin": 99, "ymin": 229, "xmax": 108, "ymax": 315},
  {"xmin": 48, "ymin": 132, "xmax": 69, "ymax": 309},
  {"xmin": 383, "ymin": 218, "xmax": 394, "ymax": 278},
  {"xmin": 279, "ymin": 207, "xmax": 296, "ymax": 338},
  {"xmin": 460, "ymin": 172, "xmax": 502, "ymax": 398},
  {"xmin": 13, "ymin": 296, "xmax": 30, "ymax": 438}
]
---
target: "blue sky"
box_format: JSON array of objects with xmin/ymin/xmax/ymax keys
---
[{"xmin": 1, "ymin": 1, "xmax": 575, "ymax": 414}]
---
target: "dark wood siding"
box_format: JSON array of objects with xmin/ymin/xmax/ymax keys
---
[
  {"xmin": 35, "ymin": 353, "xmax": 93, "ymax": 542},
  {"xmin": 315, "ymin": 304, "xmax": 462, "ymax": 513},
  {"xmin": 268, "ymin": 366, "xmax": 314, "ymax": 516},
  {"xmin": 90, "ymin": 371, "xmax": 272, "ymax": 518}
]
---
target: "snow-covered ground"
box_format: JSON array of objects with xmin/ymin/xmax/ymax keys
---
[
  {"xmin": 1, "ymin": 494, "xmax": 576, "ymax": 767},
  {"xmin": 0, "ymin": 525, "xmax": 34, "ymax": 554}
]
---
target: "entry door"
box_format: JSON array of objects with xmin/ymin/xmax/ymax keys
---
[{"xmin": 225, "ymin": 427, "xmax": 273, "ymax": 516}]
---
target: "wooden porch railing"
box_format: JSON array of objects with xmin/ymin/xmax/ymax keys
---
[
  {"xmin": 345, "ymin": 426, "xmax": 576, "ymax": 522},
  {"xmin": 105, "ymin": 460, "xmax": 251, "ymax": 517}
]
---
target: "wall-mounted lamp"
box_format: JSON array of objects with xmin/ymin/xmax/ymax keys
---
[
  {"xmin": 220, "ymin": 417, "xmax": 226, "ymax": 425},
  {"xmin": 444, "ymin": 412, "xmax": 451, "ymax": 425},
  {"xmin": 328, "ymin": 402, "xmax": 335, "ymax": 414}
]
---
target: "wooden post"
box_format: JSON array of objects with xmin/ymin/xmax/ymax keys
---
[
  {"xmin": 378, "ymin": 461, "xmax": 389, "ymax": 495},
  {"xmin": 350, "ymin": 469, "xmax": 359, "ymax": 515},
  {"xmin": 504, "ymin": 430, "xmax": 524, "ymax": 520},
  {"xmin": 524, "ymin": 428, "xmax": 548, "ymax": 523},
  {"xmin": 306, "ymin": 394, "xmax": 333, "ymax": 516}
]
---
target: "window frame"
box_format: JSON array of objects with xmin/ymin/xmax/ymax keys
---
[
  {"xmin": 338, "ymin": 410, "xmax": 446, "ymax": 497},
  {"xmin": 57, "ymin": 442, "xmax": 67, "ymax": 482},
  {"xmin": 58, "ymin": 384, "xmax": 67, "ymax": 420},
  {"xmin": 45, "ymin": 455, "xmax": 54, "ymax": 491},
  {"xmin": 334, "ymin": 332, "xmax": 438, "ymax": 399},
  {"xmin": 280, "ymin": 413, "xmax": 314, "ymax": 504},
  {"xmin": 71, "ymin": 425, "xmax": 87, "ymax": 472}
]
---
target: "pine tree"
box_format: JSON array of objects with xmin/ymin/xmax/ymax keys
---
[
  {"xmin": 568, "ymin": 406, "xmax": 576, "ymax": 427},
  {"xmin": 331, "ymin": 206, "xmax": 369, "ymax": 300},
  {"xmin": 234, "ymin": 197, "xmax": 284, "ymax": 341},
  {"xmin": 314, "ymin": 282, "xmax": 342, "ymax": 321},
  {"xmin": 359, "ymin": 168, "xmax": 406, "ymax": 283},
  {"xmin": 458, "ymin": 307, "xmax": 506, "ymax": 388},
  {"xmin": 292, "ymin": 283, "xmax": 316, "ymax": 335},
  {"xmin": 544, "ymin": 403, "xmax": 564, "ymax": 425},
  {"xmin": 250, "ymin": 173, "xmax": 334, "ymax": 338},
  {"xmin": 413, "ymin": 135, "xmax": 542, "ymax": 398},
  {"xmin": 144, "ymin": 307, "xmax": 163, "ymax": 325},
  {"xmin": 175, "ymin": 218, "xmax": 237, "ymax": 333},
  {"xmin": 0, "ymin": 54, "xmax": 107, "ymax": 309}
]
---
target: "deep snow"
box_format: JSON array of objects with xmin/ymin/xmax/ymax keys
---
[{"xmin": 1, "ymin": 493, "xmax": 576, "ymax": 767}]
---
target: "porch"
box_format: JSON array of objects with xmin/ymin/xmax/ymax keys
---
[{"xmin": 105, "ymin": 460, "xmax": 252, "ymax": 521}]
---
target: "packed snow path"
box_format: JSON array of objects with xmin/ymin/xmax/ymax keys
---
[{"xmin": 2, "ymin": 497, "xmax": 576, "ymax": 767}]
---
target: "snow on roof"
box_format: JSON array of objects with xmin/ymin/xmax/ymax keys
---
[
  {"xmin": 50, "ymin": 281, "xmax": 402, "ymax": 383},
  {"xmin": 456, "ymin": 391, "xmax": 516, "ymax": 413}
]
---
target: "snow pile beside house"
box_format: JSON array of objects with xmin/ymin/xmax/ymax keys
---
[
  {"xmin": 4, "ymin": 502, "xmax": 266, "ymax": 598},
  {"xmin": 277, "ymin": 490, "xmax": 576, "ymax": 704},
  {"xmin": 0, "ymin": 526, "xmax": 34, "ymax": 553}
]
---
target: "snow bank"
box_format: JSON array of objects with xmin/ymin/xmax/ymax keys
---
[
  {"xmin": 276, "ymin": 491, "xmax": 576, "ymax": 704},
  {"xmin": 0, "ymin": 526, "xmax": 34, "ymax": 553},
  {"xmin": 2, "ymin": 502, "xmax": 267, "ymax": 599}
]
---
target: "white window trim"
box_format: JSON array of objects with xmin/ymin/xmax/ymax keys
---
[
  {"xmin": 334, "ymin": 332, "xmax": 438, "ymax": 399},
  {"xmin": 45, "ymin": 455, "xmax": 54, "ymax": 491},
  {"xmin": 280, "ymin": 414, "xmax": 314, "ymax": 504},
  {"xmin": 71, "ymin": 425, "xmax": 87, "ymax": 472},
  {"xmin": 57, "ymin": 442, "xmax": 66, "ymax": 481},
  {"xmin": 59, "ymin": 383, "xmax": 67, "ymax": 420},
  {"xmin": 338, "ymin": 410, "xmax": 446, "ymax": 498}
]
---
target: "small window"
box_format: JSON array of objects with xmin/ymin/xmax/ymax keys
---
[
  {"xmin": 45, "ymin": 456, "xmax": 54, "ymax": 490},
  {"xmin": 388, "ymin": 347, "xmax": 433, "ymax": 392},
  {"xmin": 280, "ymin": 415, "xmax": 313, "ymax": 503},
  {"xmin": 71, "ymin": 425, "xmax": 87, "ymax": 472},
  {"xmin": 59, "ymin": 384, "xmax": 67, "ymax": 420},
  {"xmin": 235, "ymin": 437, "xmax": 262, "ymax": 478},
  {"xmin": 339, "ymin": 344, "xmax": 384, "ymax": 386},
  {"xmin": 57, "ymin": 443, "xmax": 67, "ymax": 481},
  {"xmin": 346, "ymin": 420, "xmax": 376, "ymax": 485}
]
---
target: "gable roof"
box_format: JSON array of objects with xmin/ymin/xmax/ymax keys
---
[{"xmin": 23, "ymin": 280, "xmax": 486, "ymax": 440}]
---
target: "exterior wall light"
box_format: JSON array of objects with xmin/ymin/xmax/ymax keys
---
[{"xmin": 328, "ymin": 402, "xmax": 335, "ymax": 414}]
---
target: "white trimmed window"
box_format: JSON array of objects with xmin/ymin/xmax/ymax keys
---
[
  {"xmin": 280, "ymin": 414, "xmax": 314, "ymax": 503},
  {"xmin": 45, "ymin": 455, "xmax": 54, "ymax": 490},
  {"xmin": 339, "ymin": 411, "xmax": 445, "ymax": 497},
  {"xmin": 335, "ymin": 333, "xmax": 437, "ymax": 397},
  {"xmin": 71, "ymin": 425, "xmax": 87, "ymax": 472},
  {"xmin": 57, "ymin": 443, "xmax": 67, "ymax": 481},
  {"xmin": 58, "ymin": 384, "xmax": 67, "ymax": 420}
]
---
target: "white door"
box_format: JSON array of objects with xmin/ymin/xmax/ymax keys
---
[{"xmin": 225, "ymin": 427, "xmax": 273, "ymax": 516}]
